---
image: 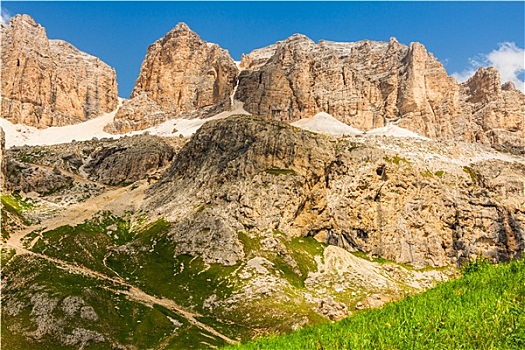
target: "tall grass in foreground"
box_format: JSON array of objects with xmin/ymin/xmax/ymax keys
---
[{"xmin": 226, "ymin": 259, "xmax": 525, "ymax": 350}]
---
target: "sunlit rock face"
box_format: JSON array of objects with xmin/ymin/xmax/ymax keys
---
[
  {"xmin": 107, "ymin": 23, "xmax": 239, "ymax": 134},
  {"xmin": 0, "ymin": 15, "xmax": 118, "ymax": 128}
]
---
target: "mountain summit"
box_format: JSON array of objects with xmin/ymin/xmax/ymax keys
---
[
  {"xmin": 105, "ymin": 22, "xmax": 238, "ymax": 133},
  {"xmin": 0, "ymin": 15, "xmax": 118, "ymax": 128}
]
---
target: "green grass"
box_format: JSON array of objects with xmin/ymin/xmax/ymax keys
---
[
  {"xmin": 1, "ymin": 255, "xmax": 187, "ymax": 350},
  {"xmin": 1, "ymin": 192, "xmax": 33, "ymax": 211},
  {"xmin": 384, "ymin": 155, "xmax": 410, "ymax": 165},
  {"xmin": 1, "ymin": 193, "xmax": 33, "ymax": 225},
  {"xmin": 350, "ymin": 250, "xmax": 391, "ymax": 264},
  {"xmin": 434, "ymin": 170, "xmax": 445, "ymax": 178},
  {"xmin": 30, "ymin": 211, "xmax": 132, "ymax": 275},
  {"xmin": 279, "ymin": 235, "xmax": 325, "ymax": 287},
  {"xmin": 265, "ymin": 168, "xmax": 297, "ymax": 176},
  {"xmin": 1, "ymin": 193, "xmax": 33, "ymax": 239},
  {"xmin": 463, "ymin": 166, "xmax": 479, "ymax": 183},
  {"xmin": 224, "ymin": 258, "xmax": 525, "ymax": 350}
]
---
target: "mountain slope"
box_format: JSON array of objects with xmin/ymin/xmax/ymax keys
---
[
  {"xmin": 146, "ymin": 116, "xmax": 524, "ymax": 268},
  {"xmin": 225, "ymin": 259, "xmax": 525, "ymax": 350}
]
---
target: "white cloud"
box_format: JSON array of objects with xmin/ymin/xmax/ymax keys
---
[
  {"xmin": 452, "ymin": 42, "xmax": 525, "ymax": 93},
  {"xmin": 1, "ymin": 8, "xmax": 11, "ymax": 25}
]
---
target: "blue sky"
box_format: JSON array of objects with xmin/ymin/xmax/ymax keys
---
[{"xmin": 2, "ymin": 1, "xmax": 524, "ymax": 97}]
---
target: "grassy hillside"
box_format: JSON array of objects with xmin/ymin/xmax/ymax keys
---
[{"xmin": 225, "ymin": 258, "xmax": 525, "ymax": 350}]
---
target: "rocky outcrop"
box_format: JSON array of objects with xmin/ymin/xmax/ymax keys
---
[
  {"xmin": 83, "ymin": 135, "xmax": 176, "ymax": 185},
  {"xmin": 106, "ymin": 23, "xmax": 238, "ymax": 133},
  {"xmin": 236, "ymin": 35, "xmax": 524, "ymax": 152},
  {"xmin": 0, "ymin": 15, "xmax": 118, "ymax": 128},
  {"xmin": 459, "ymin": 67, "xmax": 525, "ymax": 153},
  {"xmin": 6, "ymin": 161, "xmax": 74, "ymax": 195},
  {"xmin": 146, "ymin": 116, "xmax": 524, "ymax": 268},
  {"xmin": 7, "ymin": 135, "xmax": 180, "ymax": 187}
]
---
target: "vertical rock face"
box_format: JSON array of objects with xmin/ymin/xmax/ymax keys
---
[
  {"xmin": 459, "ymin": 67, "xmax": 525, "ymax": 153},
  {"xmin": 0, "ymin": 15, "xmax": 118, "ymax": 128},
  {"xmin": 106, "ymin": 23, "xmax": 238, "ymax": 134},
  {"xmin": 236, "ymin": 36, "xmax": 460, "ymax": 138},
  {"xmin": 236, "ymin": 35, "xmax": 524, "ymax": 152}
]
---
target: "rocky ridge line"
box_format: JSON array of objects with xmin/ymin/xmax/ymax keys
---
[{"xmin": 236, "ymin": 35, "xmax": 524, "ymax": 152}]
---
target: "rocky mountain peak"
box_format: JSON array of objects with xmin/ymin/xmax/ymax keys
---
[
  {"xmin": 465, "ymin": 67, "xmax": 502, "ymax": 103},
  {"xmin": 283, "ymin": 33, "xmax": 315, "ymax": 45},
  {"xmin": 0, "ymin": 14, "xmax": 118, "ymax": 128},
  {"xmin": 106, "ymin": 21, "xmax": 238, "ymax": 134},
  {"xmin": 152, "ymin": 21, "xmax": 202, "ymax": 52},
  {"xmin": 173, "ymin": 21, "xmax": 191, "ymax": 32},
  {"xmin": 502, "ymin": 81, "xmax": 516, "ymax": 91},
  {"xmin": 459, "ymin": 66, "xmax": 524, "ymax": 153},
  {"xmin": 7, "ymin": 13, "xmax": 39, "ymax": 27}
]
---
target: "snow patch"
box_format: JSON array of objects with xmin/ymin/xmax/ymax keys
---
[
  {"xmin": 1, "ymin": 99, "xmax": 250, "ymax": 148},
  {"xmin": 364, "ymin": 124, "xmax": 430, "ymax": 140},
  {"xmin": 1, "ymin": 99, "xmax": 123, "ymax": 148},
  {"xmin": 291, "ymin": 112, "xmax": 363, "ymax": 136}
]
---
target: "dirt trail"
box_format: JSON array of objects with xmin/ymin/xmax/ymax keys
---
[
  {"xmin": 2, "ymin": 183, "xmax": 238, "ymax": 345},
  {"xmin": 7, "ymin": 245, "xmax": 237, "ymax": 344},
  {"xmin": 4, "ymin": 183, "xmax": 147, "ymax": 256}
]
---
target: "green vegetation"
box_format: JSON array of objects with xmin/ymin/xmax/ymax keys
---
[
  {"xmin": 422, "ymin": 169, "xmax": 434, "ymax": 178},
  {"xmin": 21, "ymin": 216, "xmax": 254, "ymax": 343},
  {"xmin": 350, "ymin": 250, "xmax": 391, "ymax": 264},
  {"xmin": 105, "ymin": 220, "xmax": 239, "ymax": 313},
  {"xmin": 463, "ymin": 166, "xmax": 478, "ymax": 183},
  {"xmin": 1, "ymin": 192, "xmax": 34, "ymax": 212},
  {"xmin": 225, "ymin": 259, "xmax": 525, "ymax": 350},
  {"xmin": 265, "ymin": 168, "xmax": 297, "ymax": 176},
  {"xmin": 1, "ymin": 255, "xmax": 209, "ymax": 350},
  {"xmin": 347, "ymin": 142, "xmax": 360, "ymax": 152},
  {"xmin": 1, "ymin": 193, "xmax": 34, "ymax": 237},
  {"xmin": 422, "ymin": 169, "xmax": 446, "ymax": 179},
  {"xmin": 238, "ymin": 232, "xmax": 262, "ymax": 255},
  {"xmin": 279, "ymin": 234, "xmax": 325, "ymax": 287},
  {"xmin": 384, "ymin": 155, "xmax": 410, "ymax": 165},
  {"xmin": 30, "ymin": 211, "xmax": 132, "ymax": 274}
]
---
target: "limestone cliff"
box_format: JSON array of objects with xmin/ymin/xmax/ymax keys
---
[
  {"xmin": 236, "ymin": 35, "xmax": 524, "ymax": 152},
  {"xmin": 0, "ymin": 15, "xmax": 118, "ymax": 128},
  {"xmin": 459, "ymin": 67, "xmax": 525, "ymax": 153},
  {"xmin": 106, "ymin": 23, "xmax": 238, "ymax": 133},
  {"xmin": 236, "ymin": 36, "xmax": 460, "ymax": 136},
  {"xmin": 146, "ymin": 116, "xmax": 524, "ymax": 268}
]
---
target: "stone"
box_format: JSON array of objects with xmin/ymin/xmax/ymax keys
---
[
  {"xmin": 236, "ymin": 34, "xmax": 524, "ymax": 153},
  {"xmin": 82, "ymin": 135, "xmax": 176, "ymax": 185},
  {"xmin": 106, "ymin": 22, "xmax": 238, "ymax": 133},
  {"xmin": 0, "ymin": 127, "xmax": 5, "ymax": 191},
  {"xmin": 0, "ymin": 15, "xmax": 118, "ymax": 128},
  {"xmin": 145, "ymin": 116, "xmax": 524, "ymax": 268},
  {"xmin": 6, "ymin": 161, "xmax": 74, "ymax": 195},
  {"xmin": 318, "ymin": 297, "xmax": 348, "ymax": 320}
]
